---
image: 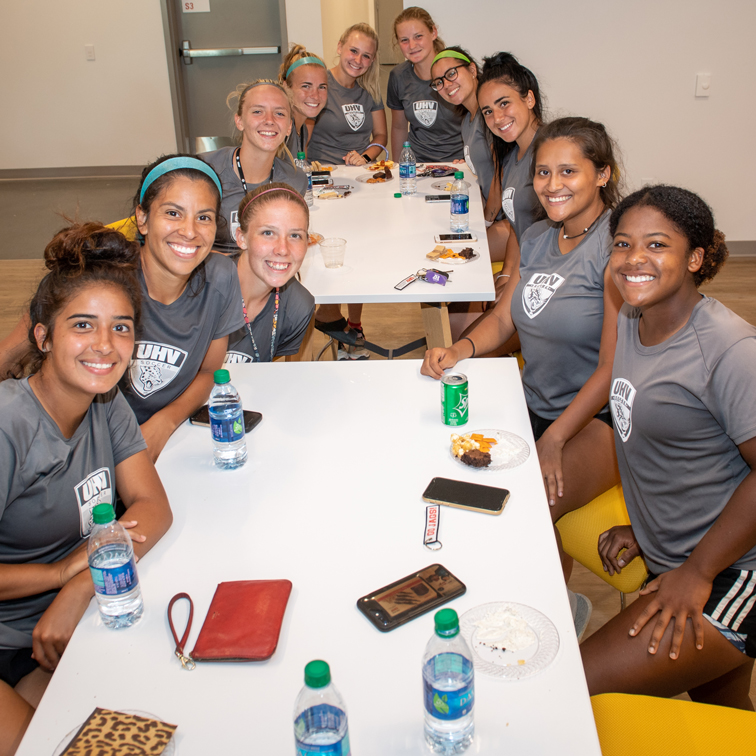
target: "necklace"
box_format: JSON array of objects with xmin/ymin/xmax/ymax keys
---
[
  {"xmin": 242, "ymin": 289, "xmax": 280, "ymax": 362},
  {"xmin": 562, "ymin": 210, "xmax": 604, "ymax": 240},
  {"xmin": 235, "ymin": 147, "xmax": 275, "ymax": 193}
]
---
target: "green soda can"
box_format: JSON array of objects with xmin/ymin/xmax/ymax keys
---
[{"xmin": 441, "ymin": 373, "xmax": 469, "ymax": 426}]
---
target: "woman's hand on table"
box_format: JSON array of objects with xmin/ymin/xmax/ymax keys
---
[
  {"xmin": 121, "ymin": 519, "xmax": 147, "ymax": 547},
  {"xmin": 598, "ymin": 525, "xmax": 641, "ymax": 576},
  {"xmin": 421, "ymin": 346, "xmax": 462, "ymax": 379},
  {"xmin": 536, "ymin": 430, "xmax": 565, "ymax": 506},
  {"xmin": 344, "ymin": 151, "xmax": 368, "ymax": 166},
  {"xmin": 631, "ymin": 564, "xmax": 711, "ymax": 659}
]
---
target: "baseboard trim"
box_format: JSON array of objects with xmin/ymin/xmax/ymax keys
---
[
  {"xmin": 728, "ymin": 241, "xmax": 756, "ymax": 257},
  {"xmin": 0, "ymin": 166, "xmax": 142, "ymax": 180}
]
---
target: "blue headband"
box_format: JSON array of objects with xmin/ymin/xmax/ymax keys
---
[
  {"xmin": 139, "ymin": 157, "xmax": 223, "ymax": 203},
  {"xmin": 285, "ymin": 56, "xmax": 326, "ymax": 79}
]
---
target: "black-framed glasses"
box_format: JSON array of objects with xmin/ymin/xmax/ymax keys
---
[{"xmin": 430, "ymin": 65, "xmax": 467, "ymax": 92}]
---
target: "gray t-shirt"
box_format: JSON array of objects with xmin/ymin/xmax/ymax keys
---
[
  {"xmin": 121, "ymin": 253, "xmax": 244, "ymax": 424},
  {"xmin": 200, "ymin": 147, "xmax": 307, "ymax": 255},
  {"xmin": 225, "ymin": 277, "xmax": 315, "ymax": 363},
  {"xmin": 286, "ymin": 120, "xmax": 309, "ymax": 161},
  {"xmin": 386, "ymin": 61, "xmax": 463, "ymax": 162},
  {"xmin": 501, "ymin": 139, "xmax": 540, "ymax": 243},
  {"xmin": 308, "ymin": 71, "xmax": 385, "ymax": 165},
  {"xmin": 611, "ymin": 297, "xmax": 756, "ymax": 575},
  {"xmin": 461, "ymin": 109, "xmax": 495, "ymax": 202},
  {"xmin": 0, "ymin": 379, "xmax": 145, "ymax": 650},
  {"xmin": 511, "ymin": 211, "xmax": 612, "ymax": 419}
]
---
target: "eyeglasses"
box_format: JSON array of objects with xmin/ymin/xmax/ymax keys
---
[{"xmin": 430, "ymin": 65, "xmax": 467, "ymax": 92}]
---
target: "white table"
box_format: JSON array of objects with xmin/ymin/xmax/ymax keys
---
[
  {"xmin": 299, "ymin": 165, "xmax": 495, "ymax": 352},
  {"xmin": 18, "ymin": 360, "xmax": 601, "ymax": 755}
]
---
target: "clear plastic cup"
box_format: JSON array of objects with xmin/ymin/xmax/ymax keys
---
[{"xmin": 320, "ymin": 238, "xmax": 346, "ymax": 269}]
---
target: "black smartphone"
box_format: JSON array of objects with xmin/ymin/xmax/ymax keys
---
[
  {"xmin": 422, "ymin": 477, "xmax": 510, "ymax": 515},
  {"xmin": 425, "ymin": 195, "xmax": 451, "ymax": 203},
  {"xmin": 312, "ymin": 170, "xmax": 332, "ymax": 176},
  {"xmin": 189, "ymin": 405, "xmax": 263, "ymax": 433},
  {"xmin": 357, "ymin": 564, "xmax": 466, "ymax": 632},
  {"xmin": 434, "ymin": 233, "xmax": 478, "ymax": 243},
  {"xmin": 312, "ymin": 176, "xmax": 333, "ymax": 186}
]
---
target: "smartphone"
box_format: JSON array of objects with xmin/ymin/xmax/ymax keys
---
[
  {"xmin": 312, "ymin": 170, "xmax": 332, "ymax": 176},
  {"xmin": 189, "ymin": 405, "xmax": 263, "ymax": 433},
  {"xmin": 312, "ymin": 176, "xmax": 333, "ymax": 186},
  {"xmin": 357, "ymin": 564, "xmax": 466, "ymax": 632},
  {"xmin": 434, "ymin": 233, "xmax": 478, "ymax": 243},
  {"xmin": 422, "ymin": 477, "xmax": 510, "ymax": 515},
  {"xmin": 425, "ymin": 195, "xmax": 451, "ymax": 203}
]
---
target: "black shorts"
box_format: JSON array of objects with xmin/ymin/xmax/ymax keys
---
[
  {"xmin": 0, "ymin": 647, "xmax": 38, "ymax": 688},
  {"xmin": 528, "ymin": 408, "xmax": 613, "ymax": 443},
  {"xmin": 647, "ymin": 567, "xmax": 756, "ymax": 658}
]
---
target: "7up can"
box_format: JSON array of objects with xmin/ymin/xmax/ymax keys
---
[{"xmin": 441, "ymin": 373, "xmax": 469, "ymax": 426}]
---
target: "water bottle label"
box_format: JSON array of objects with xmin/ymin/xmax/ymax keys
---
[
  {"xmin": 423, "ymin": 655, "xmax": 474, "ymax": 721},
  {"xmin": 90, "ymin": 555, "xmax": 139, "ymax": 596},
  {"xmin": 450, "ymin": 196, "xmax": 469, "ymax": 215},
  {"xmin": 210, "ymin": 413, "xmax": 244, "ymax": 443},
  {"xmin": 294, "ymin": 705, "xmax": 350, "ymax": 755},
  {"xmin": 307, "ymin": 175, "xmax": 313, "ymax": 192},
  {"xmin": 399, "ymin": 163, "xmax": 416, "ymax": 179}
]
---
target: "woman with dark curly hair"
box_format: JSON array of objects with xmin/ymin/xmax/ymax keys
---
[{"xmin": 583, "ymin": 185, "xmax": 756, "ymax": 709}]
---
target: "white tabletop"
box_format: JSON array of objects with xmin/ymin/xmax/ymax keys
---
[
  {"xmin": 300, "ymin": 165, "xmax": 495, "ymax": 305},
  {"xmin": 18, "ymin": 360, "xmax": 600, "ymax": 756}
]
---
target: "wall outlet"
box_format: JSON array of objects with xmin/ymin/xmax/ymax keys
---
[
  {"xmin": 695, "ymin": 73, "xmax": 711, "ymax": 98},
  {"xmin": 84, "ymin": 44, "xmax": 95, "ymax": 61}
]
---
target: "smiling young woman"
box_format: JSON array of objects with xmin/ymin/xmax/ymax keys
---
[
  {"xmin": 224, "ymin": 183, "xmax": 315, "ymax": 363},
  {"xmin": 0, "ymin": 224, "xmax": 172, "ymax": 755},
  {"xmin": 387, "ymin": 7, "xmax": 463, "ymax": 162},
  {"xmin": 582, "ymin": 185, "xmax": 756, "ymax": 710},
  {"xmin": 201, "ymin": 80, "xmax": 308, "ymax": 255}
]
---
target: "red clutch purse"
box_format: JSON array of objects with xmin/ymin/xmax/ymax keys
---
[{"xmin": 168, "ymin": 580, "xmax": 292, "ymax": 668}]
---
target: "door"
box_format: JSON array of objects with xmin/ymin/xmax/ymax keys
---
[
  {"xmin": 373, "ymin": 0, "xmax": 403, "ymax": 157},
  {"xmin": 163, "ymin": 0, "xmax": 288, "ymax": 153}
]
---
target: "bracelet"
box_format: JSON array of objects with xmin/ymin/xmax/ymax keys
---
[
  {"xmin": 495, "ymin": 274, "xmax": 511, "ymax": 281},
  {"xmin": 460, "ymin": 336, "xmax": 476, "ymax": 358}
]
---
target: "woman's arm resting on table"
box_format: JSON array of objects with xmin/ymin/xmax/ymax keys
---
[
  {"xmin": 139, "ymin": 335, "xmax": 229, "ymax": 462},
  {"xmin": 421, "ymin": 264, "xmax": 521, "ymax": 379},
  {"xmin": 538, "ymin": 268, "xmax": 623, "ymax": 505},
  {"xmin": 0, "ymin": 546, "xmax": 89, "ymax": 601},
  {"xmin": 344, "ymin": 110, "xmax": 389, "ymax": 165},
  {"xmin": 0, "ymin": 316, "xmax": 31, "ymax": 379},
  {"xmin": 630, "ymin": 436, "xmax": 756, "ymax": 660},
  {"xmin": 390, "ymin": 109, "xmax": 409, "ymax": 162}
]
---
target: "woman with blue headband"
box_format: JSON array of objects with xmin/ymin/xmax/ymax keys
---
[{"xmin": 279, "ymin": 45, "xmax": 329, "ymax": 158}]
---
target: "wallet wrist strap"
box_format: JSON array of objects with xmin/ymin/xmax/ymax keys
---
[{"xmin": 167, "ymin": 592, "xmax": 196, "ymax": 670}]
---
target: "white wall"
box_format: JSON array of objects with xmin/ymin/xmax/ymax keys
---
[
  {"xmin": 0, "ymin": 1, "xmax": 177, "ymax": 170},
  {"xmin": 320, "ymin": 0, "xmax": 374, "ymax": 65},
  {"xmin": 285, "ymin": 0, "xmax": 325, "ymax": 58},
  {"xmin": 421, "ymin": 0, "xmax": 756, "ymax": 240}
]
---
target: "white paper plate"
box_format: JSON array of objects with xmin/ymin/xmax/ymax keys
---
[
  {"xmin": 449, "ymin": 429, "xmax": 530, "ymax": 470},
  {"xmin": 308, "ymin": 232, "xmax": 324, "ymax": 246},
  {"xmin": 436, "ymin": 250, "xmax": 480, "ymax": 265},
  {"xmin": 356, "ymin": 172, "xmax": 395, "ymax": 184},
  {"xmin": 431, "ymin": 179, "xmax": 454, "ymax": 192},
  {"xmin": 460, "ymin": 602, "xmax": 559, "ymax": 680}
]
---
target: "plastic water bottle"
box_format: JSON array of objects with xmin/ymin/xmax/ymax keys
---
[
  {"xmin": 295, "ymin": 152, "xmax": 314, "ymax": 207},
  {"xmin": 450, "ymin": 172, "xmax": 470, "ymax": 232},
  {"xmin": 293, "ymin": 660, "xmax": 351, "ymax": 755},
  {"xmin": 87, "ymin": 503, "xmax": 143, "ymax": 629},
  {"xmin": 399, "ymin": 141, "xmax": 417, "ymax": 196},
  {"xmin": 209, "ymin": 369, "xmax": 248, "ymax": 469},
  {"xmin": 422, "ymin": 608, "xmax": 475, "ymax": 753}
]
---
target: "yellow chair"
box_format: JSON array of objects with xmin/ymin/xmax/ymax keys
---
[
  {"xmin": 556, "ymin": 484, "xmax": 648, "ymax": 607},
  {"xmin": 106, "ymin": 216, "xmax": 138, "ymax": 241},
  {"xmin": 591, "ymin": 693, "xmax": 756, "ymax": 753}
]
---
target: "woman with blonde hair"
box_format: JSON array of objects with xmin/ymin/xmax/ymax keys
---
[
  {"xmin": 279, "ymin": 45, "xmax": 329, "ymax": 158},
  {"xmin": 388, "ymin": 7, "xmax": 463, "ymax": 162},
  {"xmin": 201, "ymin": 80, "xmax": 308, "ymax": 254},
  {"xmin": 308, "ymin": 23, "xmax": 388, "ymax": 167}
]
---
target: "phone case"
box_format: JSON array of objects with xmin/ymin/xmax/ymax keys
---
[
  {"xmin": 422, "ymin": 478, "xmax": 510, "ymax": 515},
  {"xmin": 191, "ymin": 579, "xmax": 292, "ymax": 661},
  {"xmin": 357, "ymin": 564, "xmax": 465, "ymax": 632}
]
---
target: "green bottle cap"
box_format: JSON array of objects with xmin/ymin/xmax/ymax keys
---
[
  {"xmin": 297, "ymin": 152, "xmax": 306, "ymax": 159},
  {"xmin": 454, "ymin": 171, "xmax": 464, "ymax": 180},
  {"xmin": 213, "ymin": 369, "xmax": 231, "ymax": 384},
  {"xmin": 394, "ymin": 192, "xmax": 402, "ymax": 198},
  {"xmin": 304, "ymin": 659, "xmax": 331, "ymax": 688},
  {"xmin": 403, "ymin": 141, "xmax": 411, "ymax": 147},
  {"xmin": 434, "ymin": 608, "xmax": 460, "ymax": 637},
  {"xmin": 92, "ymin": 503, "xmax": 115, "ymax": 525}
]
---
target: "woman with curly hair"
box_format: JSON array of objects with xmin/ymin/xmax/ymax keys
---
[{"xmin": 583, "ymin": 185, "xmax": 756, "ymax": 709}]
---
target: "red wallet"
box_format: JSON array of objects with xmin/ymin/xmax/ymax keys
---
[{"xmin": 169, "ymin": 580, "xmax": 292, "ymax": 666}]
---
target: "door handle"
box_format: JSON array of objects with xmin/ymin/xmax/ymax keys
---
[{"xmin": 181, "ymin": 40, "xmax": 280, "ymax": 65}]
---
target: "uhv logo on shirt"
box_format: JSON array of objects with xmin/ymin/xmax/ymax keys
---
[
  {"xmin": 342, "ymin": 103, "xmax": 365, "ymax": 131},
  {"xmin": 413, "ymin": 100, "xmax": 438, "ymax": 127},
  {"xmin": 502, "ymin": 187, "xmax": 516, "ymax": 223},
  {"xmin": 75, "ymin": 467, "xmax": 112, "ymax": 536},
  {"xmin": 521, "ymin": 273, "xmax": 565, "ymax": 319},
  {"xmin": 610, "ymin": 378, "xmax": 636, "ymax": 442},
  {"xmin": 224, "ymin": 351, "xmax": 252, "ymax": 364},
  {"xmin": 129, "ymin": 341, "xmax": 188, "ymax": 397}
]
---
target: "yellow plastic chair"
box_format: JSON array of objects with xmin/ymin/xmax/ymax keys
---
[
  {"xmin": 591, "ymin": 693, "xmax": 756, "ymax": 754},
  {"xmin": 556, "ymin": 484, "xmax": 648, "ymax": 607},
  {"xmin": 106, "ymin": 216, "xmax": 138, "ymax": 241}
]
